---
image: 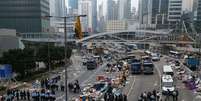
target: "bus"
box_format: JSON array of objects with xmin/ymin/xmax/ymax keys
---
[
  {"xmin": 130, "ymin": 59, "xmax": 142, "ymax": 74},
  {"xmin": 169, "ymin": 51, "xmax": 182, "ymax": 58},
  {"xmin": 143, "ymin": 60, "xmax": 154, "ymax": 74},
  {"xmin": 144, "ymin": 50, "xmax": 152, "ymax": 55},
  {"xmin": 163, "ymin": 65, "xmax": 174, "ymax": 76}
]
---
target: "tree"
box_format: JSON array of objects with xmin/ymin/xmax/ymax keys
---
[
  {"xmin": 36, "ymin": 45, "xmax": 72, "ymax": 68},
  {"xmin": 0, "ymin": 46, "xmax": 72, "ymax": 79},
  {"xmin": 0, "ymin": 48, "xmax": 35, "ymax": 78}
]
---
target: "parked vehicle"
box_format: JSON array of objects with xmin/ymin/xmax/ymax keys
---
[
  {"xmin": 151, "ymin": 53, "xmax": 160, "ymax": 61},
  {"xmin": 127, "ymin": 44, "xmax": 137, "ymax": 50},
  {"xmin": 161, "ymin": 75, "xmax": 175, "ymax": 95},
  {"xmin": 144, "ymin": 50, "xmax": 152, "ymax": 56},
  {"xmin": 163, "ymin": 65, "xmax": 174, "ymax": 76},
  {"xmin": 185, "ymin": 56, "xmax": 200, "ymax": 71},
  {"xmin": 86, "ymin": 60, "xmax": 97, "ymax": 70},
  {"xmin": 130, "ymin": 59, "xmax": 141, "ymax": 74},
  {"xmin": 169, "ymin": 51, "xmax": 182, "ymax": 59},
  {"xmin": 143, "ymin": 60, "xmax": 154, "ymax": 74}
]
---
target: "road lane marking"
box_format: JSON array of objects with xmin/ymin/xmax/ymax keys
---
[
  {"xmin": 127, "ymin": 76, "xmax": 136, "ymax": 96},
  {"xmin": 56, "ymin": 95, "xmax": 65, "ymax": 101},
  {"xmin": 154, "ymin": 81, "xmax": 158, "ymax": 86},
  {"xmin": 81, "ymin": 63, "xmax": 108, "ymax": 86},
  {"xmin": 73, "ymin": 73, "xmax": 77, "ymax": 76},
  {"xmin": 154, "ymin": 60, "xmax": 163, "ymax": 100}
]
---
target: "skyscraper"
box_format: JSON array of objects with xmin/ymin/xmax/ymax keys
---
[
  {"xmin": 50, "ymin": 0, "xmax": 66, "ymax": 27},
  {"xmin": 68, "ymin": 0, "xmax": 78, "ymax": 14},
  {"xmin": 78, "ymin": 0, "xmax": 93, "ymax": 32},
  {"xmin": 138, "ymin": 0, "xmax": 152, "ymax": 24},
  {"xmin": 0, "ymin": 0, "xmax": 50, "ymax": 33},
  {"xmin": 98, "ymin": 2, "xmax": 105, "ymax": 32},
  {"xmin": 69, "ymin": 0, "xmax": 78, "ymax": 9},
  {"xmin": 118, "ymin": 0, "xmax": 131, "ymax": 20},
  {"xmin": 198, "ymin": 0, "xmax": 201, "ymax": 21},
  {"xmin": 107, "ymin": 0, "xmax": 119, "ymax": 20},
  {"xmin": 153, "ymin": 0, "xmax": 169, "ymax": 28},
  {"xmin": 182, "ymin": 0, "xmax": 194, "ymax": 13},
  {"xmin": 168, "ymin": 0, "xmax": 182, "ymax": 24},
  {"xmin": 92, "ymin": 0, "xmax": 97, "ymax": 32}
]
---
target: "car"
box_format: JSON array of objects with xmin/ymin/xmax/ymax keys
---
[
  {"xmin": 151, "ymin": 53, "xmax": 160, "ymax": 61},
  {"xmin": 86, "ymin": 60, "xmax": 97, "ymax": 70}
]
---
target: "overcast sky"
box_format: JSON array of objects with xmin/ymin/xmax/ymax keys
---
[{"xmin": 132, "ymin": 0, "xmax": 139, "ymax": 10}]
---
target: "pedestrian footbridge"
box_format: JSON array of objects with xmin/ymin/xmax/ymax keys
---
[{"xmin": 21, "ymin": 29, "xmax": 196, "ymax": 45}]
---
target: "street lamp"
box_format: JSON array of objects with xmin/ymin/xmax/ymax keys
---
[{"xmin": 42, "ymin": 14, "xmax": 86, "ymax": 101}]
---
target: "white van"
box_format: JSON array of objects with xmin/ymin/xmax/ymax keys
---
[
  {"xmin": 161, "ymin": 75, "xmax": 175, "ymax": 94},
  {"xmin": 151, "ymin": 53, "xmax": 160, "ymax": 61},
  {"xmin": 163, "ymin": 65, "xmax": 174, "ymax": 76}
]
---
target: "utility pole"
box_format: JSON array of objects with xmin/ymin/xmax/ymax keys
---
[
  {"xmin": 64, "ymin": 17, "xmax": 68, "ymax": 101},
  {"xmin": 43, "ymin": 14, "xmax": 86, "ymax": 101},
  {"xmin": 48, "ymin": 29, "xmax": 51, "ymax": 72}
]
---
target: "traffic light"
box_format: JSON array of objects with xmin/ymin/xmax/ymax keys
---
[{"xmin": 74, "ymin": 16, "xmax": 83, "ymax": 39}]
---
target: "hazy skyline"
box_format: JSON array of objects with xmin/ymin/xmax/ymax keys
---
[
  {"xmin": 101, "ymin": 0, "xmax": 139, "ymax": 9},
  {"xmin": 66, "ymin": 0, "xmax": 139, "ymax": 11},
  {"xmin": 97, "ymin": 0, "xmax": 138, "ymax": 16}
]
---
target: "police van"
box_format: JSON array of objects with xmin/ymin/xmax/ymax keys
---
[{"xmin": 161, "ymin": 75, "xmax": 175, "ymax": 95}]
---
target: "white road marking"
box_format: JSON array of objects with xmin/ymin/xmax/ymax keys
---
[
  {"xmin": 127, "ymin": 76, "xmax": 136, "ymax": 96},
  {"xmin": 81, "ymin": 63, "xmax": 108, "ymax": 86},
  {"xmin": 154, "ymin": 82, "xmax": 158, "ymax": 86},
  {"xmin": 56, "ymin": 95, "xmax": 65, "ymax": 101},
  {"xmin": 154, "ymin": 59, "xmax": 163, "ymax": 100}
]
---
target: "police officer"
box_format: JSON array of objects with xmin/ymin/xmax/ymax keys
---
[
  {"xmin": 175, "ymin": 89, "xmax": 179, "ymax": 101},
  {"xmin": 156, "ymin": 91, "xmax": 160, "ymax": 101},
  {"xmin": 123, "ymin": 94, "xmax": 127, "ymax": 101},
  {"xmin": 20, "ymin": 91, "xmax": 23, "ymax": 100},
  {"xmin": 172, "ymin": 90, "xmax": 177, "ymax": 101},
  {"xmin": 16, "ymin": 90, "xmax": 19, "ymax": 100},
  {"xmin": 27, "ymin": 90, "xmax": 30, "ymax": 101},
  {"xmin": 165, "ymin": 89, "xmax": 171, "ymax": 101}
]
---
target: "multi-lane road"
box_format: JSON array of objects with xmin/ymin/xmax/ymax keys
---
[{"xmin": 55, "ymin": 49, "xmax": 200, "ymax": 101}]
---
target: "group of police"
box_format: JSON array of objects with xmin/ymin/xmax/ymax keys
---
[
  {"xmin": 164, "ymin": 89, "xmax": 179, "ymax": 101},
  {"xmin": 68, "ymin": 80, "xmax": 80, "ymax": 93},
  {"xmin": 40, "ymin": 76, "xmax": 64, "ymax": 90},
  {"xmin": 1, "ymin": 89, "xmax": 31, "ymax": 101},
  {"xmin": 138, "ymin": 90, "xmax": 160, "ymax": 101},
  {"xmin": 104, "ymin": 93, "xmax": 127, "ymax": 101},
  {"xmin": 31, "ymin": 89, "xmax": 56, "ymax": 101}
]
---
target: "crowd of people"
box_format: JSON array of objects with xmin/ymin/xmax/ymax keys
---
[
  {"xmin": 138, "ymin": 90, "xmax": 160, "ymax": 101},
  {"xmin": 0, "ymin": 88, "xmax": 57, "ymax": 101},
  {"xmin": 104, "ymin": 92, "xmax": 127, "ymax": 101},
  {"xmin": 0, "ymin": 89, "xmax": 31, "ymax": 101},
  {"xmin": 137, "ymin": 89, "xmax": 179, "ymax": 101},
  {"xmin": 0, "ymin": 75, "xmax": 65, "ymax": 101},
  {"xmin": 68, "ymin": 80, "xmax": 81, "ymax": 93},
  {"xmin": 31, "ymin": 89, "xmax": 56, "ymax": 101},
  {"xmin": 40, "ymin": 76, "xmax": 63, "ymax": 91},
  {"xmin": 164, "ymin": 89, "xmax": 179, "ymax": 101}
]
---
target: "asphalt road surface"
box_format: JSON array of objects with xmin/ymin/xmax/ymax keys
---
[{"xmin": 56, "ymin": 51, "xmax": 200, "ymax": 101}]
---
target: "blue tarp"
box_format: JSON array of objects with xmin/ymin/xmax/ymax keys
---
[{"xmin": 0, "ymin": 64, "xmax": 12, "ymax": 79}]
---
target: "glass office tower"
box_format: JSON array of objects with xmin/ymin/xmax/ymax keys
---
[{"xmin": 0, "ymin": 0, "xmax": 50, "ymax": 33}]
